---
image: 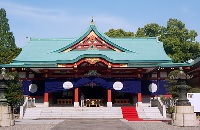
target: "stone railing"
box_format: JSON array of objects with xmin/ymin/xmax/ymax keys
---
[
  {"xmin": 151, "ymin": 98, "xmax": 166, "ymax": 118},
  {"xmin": 19, "ymin": 97, "xmax": 35, "ymax": 119}
]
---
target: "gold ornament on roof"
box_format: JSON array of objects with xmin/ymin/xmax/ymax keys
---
[{"xmin": 85, "ymin": 58, "xmax": 100, "ymax": 64}]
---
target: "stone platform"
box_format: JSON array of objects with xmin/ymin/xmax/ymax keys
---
[{"xmin": 172, "ymin": 106, "xmax": 199, "ymax": 126}]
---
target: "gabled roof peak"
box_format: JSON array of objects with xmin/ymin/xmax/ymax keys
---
[{"xmin": 51, "ymin": 21, "xmax": 132, "ymax": 53}]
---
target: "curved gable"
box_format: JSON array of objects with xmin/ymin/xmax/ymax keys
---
[{"xmin": 53, "ymin": 24, "xmax": 132, "ymax": 53}]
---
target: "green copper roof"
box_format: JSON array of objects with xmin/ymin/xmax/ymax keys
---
[{"xmin": 2, "ymin": 23, "xmax": 177, "ymax": 68}]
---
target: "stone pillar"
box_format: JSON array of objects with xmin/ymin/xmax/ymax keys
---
[
  {"xmin": 136, "ymin": 93, "xmax": 142, "ymax": 106},
  {"xmin": 107, "ymin": 89, "xmax": 112, "ymax": 107},
  {"xmin": 44, "ymin": 92, "xmax": 49, "ymax": 107},
  {"xmin": 172, "ymin": 106, "xmax": 199, "ymax": 126},
  {"xmin": 0, "ymin": 105, "xmax": 14, "ymax": 126},
  {"xmin": 74, "ymin": 88, "xmax": 79, "ymax": 107}
]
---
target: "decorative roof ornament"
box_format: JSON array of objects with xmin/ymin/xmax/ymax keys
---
[{"xmin": 91, "ymin": 17, "xmax": 95, "ymax": 25}]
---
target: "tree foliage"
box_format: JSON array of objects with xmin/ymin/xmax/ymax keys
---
[
  {"xmin": 165, "ymin": 70, "xmax": 181, "ymax": 98},
  {"xmin": 135, "ymin": 18, "xmax": 200, "ymax": 63},
  {"xmin": 135, "ymin": 28, "xmax": 145, "ymax": 37},
  {"xmin": 135, "ymin": 23, "xmax": 162, "ymax": 37},
  {"xmin": 105, "ymin": 29, "xmax": 134, "ymax": 38},
  {"xmin": 0, "ymin": 8, "xmax": 21, "ymax": 64},
  {"xmin": 188, "ymin": 87, "xmax": 200, "ymax": 93},
  {"xmin": 5, "ymin": 71, "xmax": 23, "ymax": 112}
]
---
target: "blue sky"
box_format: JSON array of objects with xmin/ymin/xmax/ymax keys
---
[{"xmin": 1, "ymin": 0, "xmax": 200, "ymax": 47}]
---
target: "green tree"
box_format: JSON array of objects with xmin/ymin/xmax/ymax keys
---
[
  {"xmin": 135, "ymin": 18, "xmax": 200, "ymax": 63},
  {"xmin": 165, "ymin": 70, "xmax": 180, "ymax": 98},
  {"xmin": 161, "ymin": 19, "xmax": 200, "ymax": 62},
  {"xmin": 0, "ymin": 8, "xmax": 21, "ymax": 64},
  {"xmin": 188, "ymin": 88, "xmax": 200, "ymax": 93},
  {"xmin": 105, "ymin": 28, "xmax": 134, "ymax": 38},
  {"xmin": 135, "ymin": 23, "xmax": 162, "ymax": 37},
  {"xmin": 135, "ymin": 27, "xmax": 145, "ymax": 37},
  {"xmin": 5, "ymin": 71, "xmax": 23, "ymax": 113}
]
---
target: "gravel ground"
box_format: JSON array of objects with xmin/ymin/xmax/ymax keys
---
[
  {"xmin": 0, "ymin": 124, "xmax": 55, "ymax": 130},
  {"xmin": 0, "ymin": 119, "xmax": 199, "ymax": 130},
  {"xmin": 123, "ymin": 120, "xmax": 200, "ymax": 130}
]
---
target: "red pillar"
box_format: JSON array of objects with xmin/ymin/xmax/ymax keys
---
[
  {"xmin": 44, "ymin": 93, "xmax": 49, "ymax": 102},
  {"xmin": 74, "ymin": 88, "xmax": 79, "ymax": 102},
  {"xmin": 137, "ymin": 93, "xmax": 142, "ymax": 102},
  {"xmin": 107, "ymin": 89, "xmax": 112, "ymax": 102}
]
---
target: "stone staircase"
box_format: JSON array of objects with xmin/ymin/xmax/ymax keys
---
[
  {"xmin": 136, "ymin": 106, "xmax": 164, "ymax": 119},
  {"xmin": 23, "ymin": 107, "xmax": 123, "ymax": 119}
]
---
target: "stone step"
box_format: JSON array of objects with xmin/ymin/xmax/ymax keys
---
[
  {"xmin": 136, "ymin": 106, "xmax": 164, "ymax": 119},
  {"xmin": 23, "ymin": 107, "xmax": 123, "ymax": 119}
]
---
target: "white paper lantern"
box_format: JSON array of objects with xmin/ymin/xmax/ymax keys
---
[
  {"xmin": 149, "ymin": 83, "xmax": 158, "ymax": 93},
  {"xmin": 29, "ymin": 84, "xmax": 38, "ymax": 93},
  {"xmin": 63, "ymin": 81, "xmax": 73, "ymax": 89},
  {"xmin": 113, "ymin": 81, "xmax": 123, "ymax": 90}
]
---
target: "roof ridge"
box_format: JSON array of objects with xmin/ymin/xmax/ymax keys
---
[
  {"xmin": 111, "ymin": 37, "xmax": 157, "ymax": 40},
  {"xmin": 30, "ymin": 37, "xmax": 74, "ymax": 41}
]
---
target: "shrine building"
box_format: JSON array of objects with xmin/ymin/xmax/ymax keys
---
[{"xmin": 2, "ymin": 20, "xmax": 192, "ymax": 107}]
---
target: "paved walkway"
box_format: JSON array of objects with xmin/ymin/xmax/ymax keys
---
[
  {"xmin": 51, "ymin": 119, "xmax": 133, "ymax": 130},
  {"xmin": 0, "ymin": 119, "xmax": 199, "ymax": 130}
]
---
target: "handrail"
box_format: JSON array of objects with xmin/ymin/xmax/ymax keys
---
[
  {"xmin": 19, "ymin": 97, "xmax": 35, "ymax": 119},
  {"xmin": 150, "ymin": 98, "xmax": 166, "ymax": 118},
  {"xmin": 157, "ymin": 98, "xmax": 166, "ymax": 118}
]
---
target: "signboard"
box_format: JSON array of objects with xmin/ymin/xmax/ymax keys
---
[{"xmin": 187, "ymin": 93, "xmax": 200, "ymax": 112}]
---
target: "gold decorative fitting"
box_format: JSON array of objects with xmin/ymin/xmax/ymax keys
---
[
  {"xmin": 63, "ymin": 48, "xmax": 72, "ymax": 52},
  {"xmin": 58, "ymin": 64, "xmax": 65, "ymax": 67},
  {"xmin": 113, "ymin": 48, "xmax": 121, "ymax": 52},
  {"xmin": 120, "ymin": 64, "xmax": 127, "ymax": 67},
  {"xmin": 108, "ymin": 63, "xmax": 111, "ymax": 68},
  {"xmin": 43, "ymin": 69, "xmax": 48, "ymax": 72},
  {"xmin": 87, "ymin": 31, "xmax": 97, "ymax": 38},
  {"xmin": 85, "ymin": 58, "xmax": 100, "ymax": 64},
  {"xmin": 74, "ymin": 63, "xmax": 78, "ymax": 68},
  {"xmin": 80, "ymin": 41, "xmax": 83, "ymax": 44},
  {"xmin": 89, "ymin": 35, "xmax": 95, "ymax": 42}
]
